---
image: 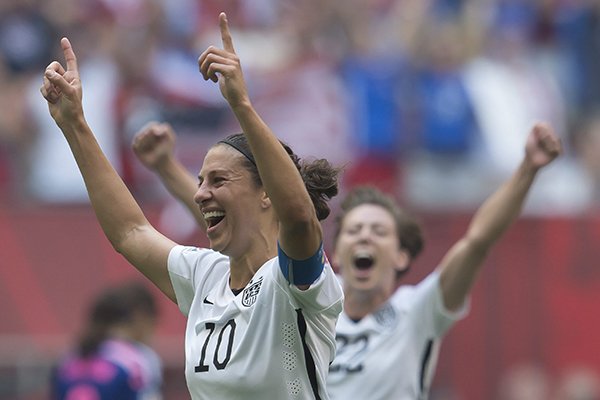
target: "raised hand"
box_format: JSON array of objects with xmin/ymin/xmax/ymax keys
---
[
  {"xmin": 198, "ymin": 12, "xmax": 249, "ymax": 108},
  {"xmin": 132, "ymin": 122, "xmax": 176, "ymax": 170},
  {"xmin": 40, "ymin": 38, "xmax": 83, "ymax": 128},
  {"xmin": 525, "ymin": 122, "xmax": 563, "ymax": 169}
]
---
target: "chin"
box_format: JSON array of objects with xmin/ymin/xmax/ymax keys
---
[
  {"xmin": 355, "ymin": 274, "xmax": 393, "ymax": 291},
  {"xmin": 207, "ymin": 239, "xmax": 224, "ymax": 253},
  {"xmin": 349, "ymin": 279, "xmax": 377, "ymax": 292}
]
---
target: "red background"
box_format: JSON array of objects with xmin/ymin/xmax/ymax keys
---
[{"xmin": 1, "ymin": 205, "xmax": 599, "ymax": 399}]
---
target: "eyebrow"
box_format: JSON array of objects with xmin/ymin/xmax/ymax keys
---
[
  {"xmin": 198, "ymin": 168, "xmax": 232, "ymax": 182},
  {"xmin": 347, "ymin": 221, "xmax": 391, "ymax": 229}
]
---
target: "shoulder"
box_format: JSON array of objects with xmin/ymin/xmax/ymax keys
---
[
  {"xmin": 168, "ymin": 245, "xmax": 229, "ymax": 275},
  {"xmin": 170, "ymin": 245, "xmax": 228, "ymax": 264},
  {"xmin": 392, "ymin": 271, "xmax": 441, "ymax": 307},
  {"xmin": 54, "ymin": 352, "xmax": 122, "ymax": 381}
]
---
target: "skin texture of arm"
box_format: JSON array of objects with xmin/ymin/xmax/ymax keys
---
[
  {"xmin": 41, "ymin": 38, "xmax": 178, "ymax": 302},
  {"xmin": 437, "ymin": 122, "xmax": 562, "ymax": 311},
  {"xmin": 132, "ymin": 122, "xmax": 206, "ymax": 229},
  {"xmin": 197, "ymin": 13, "xmax": 322, "ymax": 261}
]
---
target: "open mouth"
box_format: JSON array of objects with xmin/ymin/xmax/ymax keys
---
[
  {"xmin": 353, "ymin": 252, "xmax": 375, "ymax": 270},
  {"xmin": 203, "ymin": 210, "xmax": 225, "ymax": 229}
]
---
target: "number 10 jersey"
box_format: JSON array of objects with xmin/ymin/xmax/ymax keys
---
[{"xmin": 168, "ymin": 245, "xmax": 344, "ymax": 400}]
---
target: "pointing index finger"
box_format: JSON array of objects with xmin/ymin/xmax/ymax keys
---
[
  {"xmin": 61, "ymin": 37, "xmax": 78, "ymax": 73},
  {"xmin": 219, "ymin": 12, "xmax": 235, "ymax": 53}
]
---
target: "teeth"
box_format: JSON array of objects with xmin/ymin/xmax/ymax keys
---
[
  {"xmin": 354, "ymin": 251, "xmax": 373, "ymax": 260},
  {"xmin": 203, "ymin": 210, "xmax": 225, "ymax": 220}
]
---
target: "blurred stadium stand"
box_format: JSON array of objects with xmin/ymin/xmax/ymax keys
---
[{"xmin": 2, "ymin": 0, "xmax": 600, "ymax": 398}]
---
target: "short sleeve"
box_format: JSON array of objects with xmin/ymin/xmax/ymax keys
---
[
  {"xmin": 167, "ymin": 245, "xmax": 228, "ymax": 316},
  {"xmin": 275, "ymin": 251, "xmax": 344, "ymax": 315},
  {"xmin": 394, "ymin": 270, "xmax": 469, "ymax": 338}
]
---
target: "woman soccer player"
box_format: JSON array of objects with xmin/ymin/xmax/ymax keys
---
[
  {"xmin": 41, "ymin": 12, "xmax": 343, "ymax": 400},
  {"xmin": 327, "ymin": 122, "xmax": 561, "ymax": 399},
  {"xmin": 51, "ymin": 282, "xmax": 162, "ymax": 400}
]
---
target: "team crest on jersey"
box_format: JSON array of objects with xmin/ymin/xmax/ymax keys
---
[
  {"xmin": 242, "ymin": 276, "xmax": 263, "ymax": 307},
  {"xmin": 373, "ymin": 303, "xmax": 398, "ymax": 329}
]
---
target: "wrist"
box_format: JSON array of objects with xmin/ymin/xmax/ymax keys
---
[
  {"xmin": 155, "ymin": 155, "xmax": 179, "ymax": 175},
  {"xmin": 520, "ymin": 157, "xmax": 541, "ymax": 177},
  {"xmin": 229, "ymin": 98, "xmax": 253, "ymax": 114},
  {"xmin": 60, "ymin": 114, "xmax": 89, "ymax": 136}
]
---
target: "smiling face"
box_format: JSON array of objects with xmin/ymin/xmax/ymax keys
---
[
  {"xmin": 194, "ymin": 145, "xmax": 272, "ymax": 258},
  {"xmin": 333, "ymin": 203, "xmax": 409, "ymax": 295}
]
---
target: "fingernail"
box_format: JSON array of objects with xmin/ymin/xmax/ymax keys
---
[{"xmin": 45, "ymin": 69, "xmax": 55, "ymax": 77}]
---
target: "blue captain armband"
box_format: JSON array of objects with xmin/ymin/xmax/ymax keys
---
[{"xmin": 278, "ymin": 243, "xmax": 326, "ymax": 286}]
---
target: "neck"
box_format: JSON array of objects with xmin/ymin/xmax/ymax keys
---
[
  {"xmin": 343, "ymin": 286, "xmax": 394, "ymax": 320},
  {"xmin": 227, "ymin": 218, "xmax": 278, "ymax": 290},
  {"xmin": 106, "ymin": 325, "xmax": 136, "ymax": 342},
  {"xmin": 228, "ymin": 248, "xmax": 276, "ymax": 290}
]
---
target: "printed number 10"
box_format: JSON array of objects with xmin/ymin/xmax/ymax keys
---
[{"xmin": 195, "ymin": 319, "xmax": 236, "ymax": 372}]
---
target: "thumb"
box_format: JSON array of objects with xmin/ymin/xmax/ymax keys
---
[{"xmin": 45, "ymin": 69, "xmax": 73, "ymax": 95}]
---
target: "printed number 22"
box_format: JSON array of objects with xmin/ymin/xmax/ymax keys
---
[
  {"xmin": 330, "ymin": 333, "xmax": 369, "ymax": 374},
  {"xmin": 195, "ymin": 319, "xmax": 236, "ymax": 372}
]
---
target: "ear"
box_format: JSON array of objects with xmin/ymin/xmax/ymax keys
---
[
  {"xmin": 260, "ymin": 191, "xmax": 271, "ymax": 210},
  {"xmin": 392, "ymin": 248, "xmax": 410, "ymax": 274}
]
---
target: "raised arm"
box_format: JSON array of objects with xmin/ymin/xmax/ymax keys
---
[
  {"xmin": 132, "ymin": 122, "xmax": 205, "ymax": 228},
  {"xmin": 198, "ymin": 13, "xmax": 322, "ymax": 259},
  {"xmin": 438, "ymin": 123, "xmax": 562, "ymax": 311},
  {"xmin": 41, "ymin": 38, "xmax": 177, "ymax": 302}
]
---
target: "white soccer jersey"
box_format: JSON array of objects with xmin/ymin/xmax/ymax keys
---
[
  {"xmin": 327, "ymin": 271, "xmax": 468, "ymax": 400},
  {"xmin": 168, "ymin": 245, "xmax": 344, "ymax": 400}
]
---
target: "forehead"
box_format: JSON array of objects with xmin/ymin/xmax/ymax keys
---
[
  {"xmin": 342, "ymin": 203, "xmax": 395, "ymax": 227},
  {"xmin": 199, "ymin": 145, "xmax": 246, "ymax": 176}
]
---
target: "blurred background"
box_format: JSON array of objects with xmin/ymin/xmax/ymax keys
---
[{"xmin": 1, "ymin": 0, "xmax": 600, "ymax": 398}]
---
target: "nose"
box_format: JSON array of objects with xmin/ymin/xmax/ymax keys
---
[
  {"xmin": 194, "ymin": 181, "xmax": 211, "ymax": 205},
  {"xmin": 356, "ymin": 226, "xmax": 372, "ymax": 243}
]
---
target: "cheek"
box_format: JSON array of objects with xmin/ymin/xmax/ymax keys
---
[
  {"xmin": 332, "ymin": 240, "xmax": 350, "ymax": 266},
  {"xmin": 330, "ymin": 255, "xmax": 342, "ymax": 274},
  {"xmin": 375, "ymin": 251, "xmax": 398, "ymax": 274},
  {"xmin": 382, "ymin": 265, "xmax": 397, "ymax": 279}
]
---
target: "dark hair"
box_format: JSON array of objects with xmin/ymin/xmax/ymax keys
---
[
  {"xmin": 216, "ymin": 133, "xmax": 340, "ymax": 221},
  {"xmin": 78, "ymin": 282, "xmax": 158, "ymax": 357},
  {"xmin": 334, "ymin": 186, "xmax": 424, "ymax": 271}
]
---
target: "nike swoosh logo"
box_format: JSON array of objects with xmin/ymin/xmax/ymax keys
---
[{"xmin": 203, "ymin": 296, "xmax": 214, "ymax": 305}]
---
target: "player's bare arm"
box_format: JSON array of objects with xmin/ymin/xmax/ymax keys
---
[
  {"xmin": 437, "ymin": 122, "xmax": 562, "ymax": 311},
  {"xmin": 198, "ymin": 13, "xmax": 322, "ymax": 261},
  {"xmin": 132, "ymin": 122, "xmax": 205, "ymax": 228},
  {"xmin": 41, "ymin": 38, "xmax": 178, "ymax": 302}
]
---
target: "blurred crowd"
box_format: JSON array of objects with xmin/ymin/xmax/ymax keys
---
[
  {"xmin": 430, "ymin": 362, "xmax": 600, "ymax": 400},
  {"xmin": 2, "ymin": 0, "xmax": 600, "ymax": 218},
  {"xmin": 2, "ymin": 2, "xmax": 600, "ymax": 398},
  {"xmin": 493, "ymin": 363, "xmax": 600, "ymax": 400}
]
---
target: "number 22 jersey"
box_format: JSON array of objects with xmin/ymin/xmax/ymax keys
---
[
  {"xmin": 168, "ymin": 245, "xmax": 344, "ymax": 400},
  {"xmin": 327, "ymin": 271, "xmax": 468, "ymax": 400}
]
